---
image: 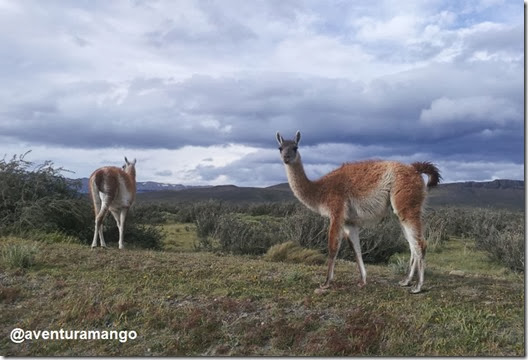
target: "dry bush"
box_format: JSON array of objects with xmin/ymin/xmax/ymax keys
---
[
  {"xmin": 278, "ymin": 207, "xmax": 328, "ymax": 250},
  {"xmin": 198, "ymin": 213, "xmax": 283, "ymax": 255},
  {"xmin": 476, "ymin": 220, "xmax": 524, "ymax": 272}
]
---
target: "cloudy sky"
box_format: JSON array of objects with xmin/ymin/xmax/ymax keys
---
[{"xmin": 0, "ymin": 0, "xmax": 523, "ymax": 186}]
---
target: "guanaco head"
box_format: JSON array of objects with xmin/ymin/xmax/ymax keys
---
[
  {"xmin": 123, "ymin": 157, "xmax": 137, "ymax": 178},
  {"xmin": 276, "ymin": 131, "xmax": 301, "ymax": 165}
]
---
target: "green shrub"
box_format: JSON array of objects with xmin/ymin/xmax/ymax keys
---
[
  {"xmin": 476, "ymin": 222, "xmax": 524, "ymax": 272},
  {"xmin": 155, "ymin": 200, "xmax": 524, "ymax": 271},
  {"xmin": 423, "ymin": 210, "xmax": 449, "ymax": 252},
  {"xmin": 212, "ymin": 214, "xmax": 282, "ymax": 255},
  {"xmin": 99, "ymin": 213, "xmax": 163, "ymax": 250},
  {"xmin": 192, "ymin": 202, "xmax": 445, "ymax": 264},
  {"xmin": 357, "ymin": 216, "xmax": 408, "ymax": 263},
  {"xmin": 279, "ymin": 207, "xmax": 408, "ymax": 264},
  {"xmin": 0, "ymin": 152, "xmax": 164, "ymax": 250},
  {"xmin": 278, "ymin": 207, "xmax": 328, "ymax": 250},
  {"xmin": 0, "ymin": 152, "xmax": 92, "ymax": 240},
  {"xmin": 194, "ymin": 201, "xmax": 232, "ymax": 241},
  {"xmin": 132, "ymin": 203, "xmax": 168, "ymax": 224},
  {"xmin": 0, "ymin": 152, "xmax": 83, "ymax": 231}
]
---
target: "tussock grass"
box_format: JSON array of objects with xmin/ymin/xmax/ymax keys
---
[
  {"xmin": 1, "ymin": 240, "xmax": 38, "ymax": 269},
  {"xmin": 264, "ymin": 241, "xmax": 326, "ymax": 265},
  {"xmin": 388, "ymin": 253, "xmax": 408, "ymax": 275}
]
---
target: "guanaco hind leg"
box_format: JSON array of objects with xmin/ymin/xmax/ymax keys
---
[
  {"xmin": 343, "ymin": 225, "xmax": 367, "ymax": 287},
  {"xmin": 399, "ymin": 220, "xmax": 426, "ymax": 293}
]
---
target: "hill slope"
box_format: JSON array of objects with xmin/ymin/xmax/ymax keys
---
[
  {"xmin": 138, "ymin": 184, "xmax": 295, "ymax": 203},
  {"xmin": 137, "ymin": 179, "xmax": 524, "ymax": 210},
  {"xmin": 426, "ymin": 179, "xmax": 524, "ymax": 209}
]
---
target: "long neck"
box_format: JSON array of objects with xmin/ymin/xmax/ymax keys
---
[
  {"xmin": 285, "ymin": 155, "xmax": 319, "ymax": 208},
  {"xmin": 125, "ymin": 168, "xmax": 137, "ymax": 195}
]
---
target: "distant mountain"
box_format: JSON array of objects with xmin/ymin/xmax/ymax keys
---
[
  {"xmin": 133, "ymin": 179, "xmax": 524, "ymax": 210},
  {"xmin": 425, "ymin": 179, "xmax": 524, "ymax": 210},
  {"xmin": 72, "ymin": 178, "xmax": 211, "ymax": 193},
  {"xmin": 137, "ymin": 184, "xmax": 295, "ymax": 203}
]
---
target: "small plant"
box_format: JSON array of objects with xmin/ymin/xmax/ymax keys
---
[
  {"xmin": 423, "ymin": 214, "xmax": 449, "ymax": 252},
  {"xmin": 264, "ymin": 241, "xmax": 326, "ymax": 265},
  {"xmin": 388, "ymin": 253, "xmax": 408, "ymax": 275},
  {"xmin": 1, "ymin": 243, "xmax": 38, "ymax": 269}
]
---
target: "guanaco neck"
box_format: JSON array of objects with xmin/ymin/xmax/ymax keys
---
[
  {"xmin": 285, "ymin": 154, "xmax": 320, "ymax": 209},
  {"xmin": 125, "ymin": 168, "xmax": 137, "ymax": 196}
]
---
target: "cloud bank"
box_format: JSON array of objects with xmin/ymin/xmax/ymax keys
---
[{"xmin": 0, "ymin": 0, "xmax": 523, "ymax": 185}]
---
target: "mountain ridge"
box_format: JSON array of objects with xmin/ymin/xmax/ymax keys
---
[
  {"xmin": 72, "ymin": 178, "xmax": 524, "ymax": 210},
  {"xmin": 133, "ymin": 179, "xmax": 524, "ymax": 210}
]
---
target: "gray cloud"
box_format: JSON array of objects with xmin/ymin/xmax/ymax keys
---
[
  {"xmin": 0, "ymin": 0, "xmax": 522, "ymax": 185},
  {"xmin": 0, "ymin": 62, "xmax": 522, "ymax": 171},
  {"xmin": 154, "ymin": 169, "xmax": 173, "ymax": 177},
  {"xmin": 191, "ymin": 142, "xmax": 523, "ymax": 186}
]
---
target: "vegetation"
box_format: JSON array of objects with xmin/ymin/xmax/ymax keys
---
[
  {"xmin": 0, "ymin": 152, "xmax": 92, "ymax": 240},
  {"xmin": 1, "ymin": 240, "xmax": 38, "ymax": 269},
  {"xmin": 264, "ymin": 241, "xmax": 326, "ymax": 265},
  {"xmin": 0, "ymin": 153, "xmax": 163, "ymax": 249},
  {"xmin": 182, "ymin": 200, "xmax": 523, "ymax": 271}
]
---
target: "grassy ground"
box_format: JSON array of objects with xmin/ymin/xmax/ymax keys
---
[
  {"xmin": 160, "ymin": 223, "xmax": 198, "ymax": 252},
  {"xmin": 0, "ymin": 229, "xmax": 524, "ymax": 356}
]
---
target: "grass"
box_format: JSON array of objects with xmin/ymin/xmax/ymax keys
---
[
  {"xmin": 1, "ymin": 239, "xmax": 39, "ymax": 269},
  {"xmin": 0, "ymin": 234, "xmax": 524, "ymax": 356},
  {"xmin": 428, "ymin": 237, "xmax": 517, "ymax": 277},
  {"xmin": 264, "ymin": 241, "xmax": 326, "ymax": 265},
  {"xmin": 159, "ymin": 223, "xmax": 198, "ymax": 252}
]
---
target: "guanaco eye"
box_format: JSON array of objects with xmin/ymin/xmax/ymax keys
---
[{"xmin": 278, "ymin": 147, "xmax": 283, "ymax": 151}]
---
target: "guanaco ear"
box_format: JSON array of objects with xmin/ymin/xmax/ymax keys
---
[
  {"xmin": 132, "ymin": 158, "xmax": 137, "ymax": 165},
  {"xmin": 295, "ymin": 130, "xmax": 301, "ymax": 144},
  {"xmin": 124, "ymin": 157, "xmax": 130, "ymax": 165},
  {"xmin": 276, "ymin": 132, "xmax": 284, "ymax": 146}
]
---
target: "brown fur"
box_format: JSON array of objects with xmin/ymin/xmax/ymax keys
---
[
  {"xmin": 277, "ymin": 131, "xmax": 441, "ymax": 293},
  {"xmin": 89, "ymin": 166, "xmax": 136, "ymax": 217},
  {"xmin": 411, "ymin": 161, "xmax": 441, "ymax": 188},
  {"xmin": 89, "ymin": 158, "xmax": 137, "ymax": 249}
]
